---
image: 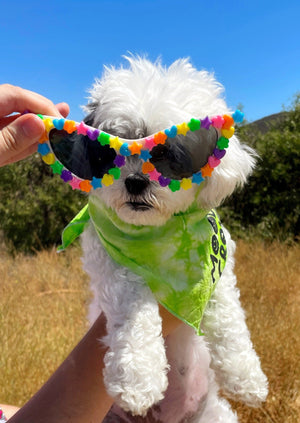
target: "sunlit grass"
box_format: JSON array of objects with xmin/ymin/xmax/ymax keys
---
[
  {"xmin": 1, "ymin": 241, "xmax": 299, "ymax": 422},
  {"xmin": 0, "ymin": 246, "xmax": 90, "ymax": 406},
  {"xmin": 231, "ymin": 240, "xmax": 300, "ymax": 423}
]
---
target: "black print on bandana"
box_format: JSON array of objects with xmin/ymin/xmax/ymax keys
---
[
  {"xmin": 220, "ymin": 245, "xmax": 227, "ymax": 260},
  {"xmin": 207, "ymin": 211, "xmax": 227, "ymax": 284},
  {"xmin": 218, "ymin": 259, "xmax": 222, "ymax": 277},
  {"xmin": 207, "ymin": 216, "xmax": 218, "ymax": 234},
  {"xmin": 210, "ymin": 254, "xmax": 219, "ymax": 284},
  {"xmin": 212, "ymin": 234, "xmax": 219, "ymax": 255},
  {"xmin": 220, "ymin": 228, "xmax": 226, "ymax": 246}
]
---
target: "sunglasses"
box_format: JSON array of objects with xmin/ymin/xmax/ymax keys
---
[{"xmin": 37, "ymin": 110, "xmax": 244, "ymax": 193}]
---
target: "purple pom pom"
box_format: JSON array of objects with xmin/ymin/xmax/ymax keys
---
[
  {"xmin": 114, "ymin": 155, "xmax": 126, "ymax": 167},
  {"xmin": 87, "ymin": 128, "xmax": 100, "ymax": 140},
  {"xmin": 213, "ymin": 148, "xmax": 226, "ymax": 159},
  {"xmin": 158, "ymin": 175, "xmax": 171, "ymax": 187},
  {"xmin": 61, "ymin": 170, "xmax": 73, "ymax": 182}
]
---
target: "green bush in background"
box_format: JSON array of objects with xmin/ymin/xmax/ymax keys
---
[
  {"xmin": 221, "ymin": 94, "xmax": 300, "ymax": 242},
  {"xmin": 0, "ymin": 155, "xmax": 86, "ymax": 254}
]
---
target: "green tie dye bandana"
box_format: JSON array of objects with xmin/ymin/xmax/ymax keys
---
[{"xmin": 60, "ymin": 195, "xmax": 227, "ymax": 335}]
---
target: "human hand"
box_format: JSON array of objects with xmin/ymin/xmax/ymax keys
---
[
  {"xmin": 6, "ymin": 308, "xmax": 180, "ymax": 423},
  {"xmin": 0, "ymin": 84, "xmax": 69, "ymax": 167}
]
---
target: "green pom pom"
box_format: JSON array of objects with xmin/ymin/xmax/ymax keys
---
[
  {"xmin": 50, "ymin": 161, "xmax": 64, "ymax": 175},
  {"xmin": 188, "ymin": 118, "xmax": 201, "ymax": 131},
  {"xmin": 108, "ymin": 167, "xmax": 121, "ymax": 180},
  {"xmin": 217, "ymin": 137, "xmax": 229, "ymax": 149},
  {"xmin": 98, "ymin": 132, "xmax": 110, "ymax": 146},
  {"xmin": 169, "ymin": 180, "xmax": 180, "ymax": 192}
]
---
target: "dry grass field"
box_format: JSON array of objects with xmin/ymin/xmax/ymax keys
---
[
  {"xmin": 0, "ymin": 246, "xmax": 90, "ymax": 407},
  {"xmin": 0, "ymin": 241, "xmax": 299, "ymax": 422}
]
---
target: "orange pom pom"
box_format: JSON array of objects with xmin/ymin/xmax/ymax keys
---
[
  {"xmin": 39, "ymin": 131, "xmax": 49, "ymax": 143},
  {"xmin": 201, "ymin": 163, "xmax": 214, "ymax": 177},
  {"xmin": 79, "ymin": 180, "xmax": 92, "ymax": 192},
  {"xmin": 129, "ymin": 142, "xmax": 142, "ymax": 155},
  {"xmin": 222, "ymin": 115, "xmax": 234, "ymax": 130},
  {"xmin": 64, "ymin": 120, "xmax": 77, "ymax": 134},
  {"xmin": 154, "ymin": 132, "xmax": 167, "ymax": 145},
  {"xmin": 142, "ymin": 162, "xmax": 155, "ymax": 174}
]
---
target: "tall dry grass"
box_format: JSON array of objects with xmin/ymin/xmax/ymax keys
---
[
  {"xmin": 0, "ymin": 246, "xmax": 90, "ymax": 406},
  {"xmin": 231, "ymin": 241, "xmax": 300, "ymax": 423},
  {"xmin": 0, "ymin": 241, "xmax": 299, "ymax": 422}
]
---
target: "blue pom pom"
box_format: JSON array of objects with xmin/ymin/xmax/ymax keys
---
[
  {"xmin": 165, "ymin": 125, "xmax": 178, "ymax": 138},
  {"xmin": 53, "ymin": 118, "xmax": 65, "ymax": 130},
  {"xmin": 140, "ymin": 149, "xmax": 152, "ymax": 161},
  {"xmin": 120, "ymin": 143, "xmax": 131, "ymax": 156},
  {"xmin": 38, "ymin": 143, "xmax": 50, "ymax": 155},
  {"xmin": 192, "ymin": 172, "xmax": 204, "ymax": 185},
  {"xmin": 91, "ymin": 177, "xmax": 102, "ymax": 190},
  {"xmin": 232, "ymin": 110, "xmax": 244, "ymax": 123}
]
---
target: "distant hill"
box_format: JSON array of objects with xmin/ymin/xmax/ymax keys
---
[{"xmin": 246, "ymin": 111, "xmax": 289, "ymax": 134}]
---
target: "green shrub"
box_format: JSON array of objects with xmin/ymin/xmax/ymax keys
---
[
  {"xmin": 221, "ymin": 95, "xmax": 300, "ymax": 242},
  {"xmin": 0, "ymin": 154, "xmax": 86, "ymax": 254}
]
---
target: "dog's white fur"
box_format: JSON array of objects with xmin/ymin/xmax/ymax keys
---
[{"xmin": 81, "ymin": 56, "xmax": 268, "ymax": 422}]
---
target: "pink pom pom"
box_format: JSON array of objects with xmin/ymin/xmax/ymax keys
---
[
  {"xmin": 208, "ymin": 156, "xmax": 221, "ymax": 168},
  {"xmin": 211, "ymin": 115, "xmax": 225, "ymax": 129}
]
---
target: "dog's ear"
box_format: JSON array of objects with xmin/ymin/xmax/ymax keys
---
[
  {"xmin": 84, "ymin": 102, "xmax": 99, "ymax": 127},
  {"xmin": 197, "ymin": 135, "xmax": 257, "ymax": 208}
]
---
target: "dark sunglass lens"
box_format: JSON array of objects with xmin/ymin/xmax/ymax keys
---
[
  {"xmin": 150, "ymin": 127, "xmax": 218, "ymax": 179},
  {"xmin": 49, "ymin": 129, "xmax": 116, "ymax": 180},
  {"xmin": 150, "ymin": 143, "xmax": 193, "ymax": 179}
]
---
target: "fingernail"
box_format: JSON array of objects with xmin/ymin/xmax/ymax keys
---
[{"xmin": 22, "ymin": 116, "xmax": 44, "ymax": 138}]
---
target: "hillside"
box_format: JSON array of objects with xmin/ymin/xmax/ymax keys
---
[{"xmin": 246, "ymin": 111, "xmax": 289, "ymax": 134}]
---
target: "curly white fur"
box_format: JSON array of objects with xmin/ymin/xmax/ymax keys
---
[
  {"xmin": 81, "ymin": 56, "xmax": 268, "ymax": 421},
  {"xmin": 82, "ymin": 223, "xmax": 168, "ymax": 415}
]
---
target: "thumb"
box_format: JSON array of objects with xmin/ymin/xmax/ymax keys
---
[{"xmin": 0, "ymin": 114, "xmax": 45, "ymax": 166}]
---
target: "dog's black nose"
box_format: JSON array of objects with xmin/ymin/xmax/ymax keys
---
[{"xmin": 125, "ymin": 173, "xmax": 149, "ymax": 195}]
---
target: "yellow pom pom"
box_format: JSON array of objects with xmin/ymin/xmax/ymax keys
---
[
  {"xmin": 42, "ymin": 153, "xmax": 56, "ymax": 165},
  {"xmin": 43, "ymin": 118, "xmax": 54, "ymax": 132},
  {"xmin": 109, "ymin": 137, "xmax": 123, "ymax": 151},
  {"xmin": 102, "ymin": 174, "xmax": 114, "ymax": 186},
  {"xmin": 176, "ymin": 122, "xmax": 189, "ymax": 136},
  {"xmin": 221, "ymin": 126, "xmax": 235, "ymax": 138},
  {"xmin": 180, "ymin": 178, "xmax": 192, "ymax": 190}
]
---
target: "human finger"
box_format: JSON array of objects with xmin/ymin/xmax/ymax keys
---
[
  {"xmin": 0, "ymin": 142, "xmax": 38, "ymax": 166},
  {"xmin": 0, "ymin": 103, "xmax": 70, "ymax": 131},
  {"xmin": 0, "ymin": 114, "xmax": 44, "ymax": 166},
  {"xmin": 55, "ymin": 102, "xmax": 70, "ymax": 118},
  {"xmin": 0, "ymin": 84, "xmax": 64, "ymax": 117}
]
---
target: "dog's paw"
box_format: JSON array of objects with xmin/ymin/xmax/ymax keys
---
[
  {"xmin": 103, "ymin": 345, "xmax": 169, "ymax": 416},
  {"xmin": 115, "ymin": 384, "xmax": 167, "ymax": 416},
  {"xmin": 104, "ymin": 360, "xmax": 169, "ymax": 416},
  {"xmin": 233, "ymin": 372, "xmax": 268, "ymax": 407},
  {"xmin": 222, "ymin": 358, "xmax": 268, "ymax": 406}
]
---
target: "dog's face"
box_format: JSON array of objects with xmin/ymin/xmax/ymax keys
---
[
  {"xmin": 93, "ymin": 154, "xmax": 199, "ymax": 226},
  {"xmin": 83, "ymin": 57, "xmax": 255, "ymax": 226}
]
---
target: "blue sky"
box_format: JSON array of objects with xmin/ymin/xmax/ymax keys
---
[{"xmin": 1, "ymin": 0, "xmax": 299, "ymax": 122}]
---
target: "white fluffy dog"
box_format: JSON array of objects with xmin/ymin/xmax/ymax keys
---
[{"xmin": 80, "ymin": 56, "xmax": 268, "ymax": 422}]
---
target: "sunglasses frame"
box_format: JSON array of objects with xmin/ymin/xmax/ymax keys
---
[{"xmin": 37, "ymin": 110, "xmax": 244, "ymax": 193}]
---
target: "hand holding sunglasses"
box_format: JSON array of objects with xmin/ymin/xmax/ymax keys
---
[{"xmin": 37, "ymin": 110, "xmax": 244, "ymax": 192}]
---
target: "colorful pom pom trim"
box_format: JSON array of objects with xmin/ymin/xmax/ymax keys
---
[{"xmin": 37, "ymin": 110, "xmax": 243, "ymax": 192}]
